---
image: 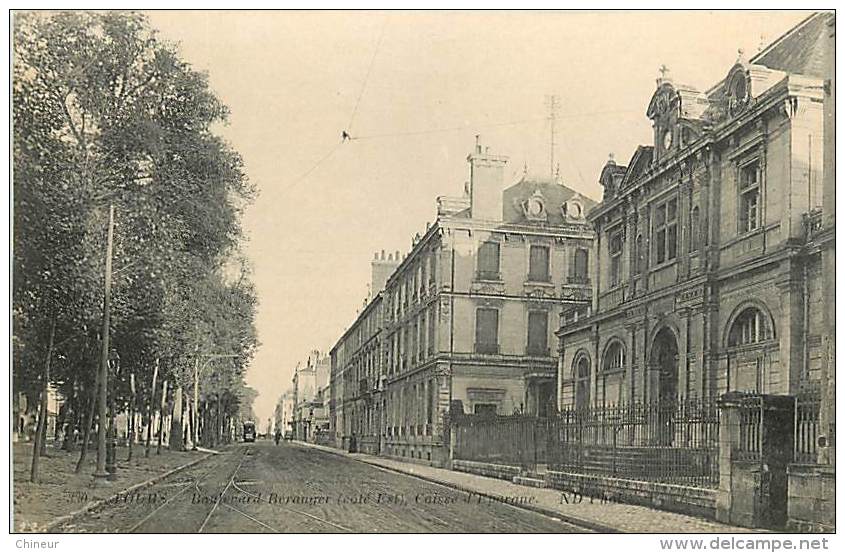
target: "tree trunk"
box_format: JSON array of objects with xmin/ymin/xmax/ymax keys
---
[
  {"xmin": 145, "ymin": 358, "xmax": 159, "ymax": 458},
  {"xmin": 30, "ymin": 318, "xmax": 56, "ymax": 483},
  {"xmin": 169, "ymin": 385, "xmax": 184, "ymax": 451},
  {"xmin": 75, "ymin": 365, "xmax": 100, "ymax": 473},
  {"xmin": 157, "ymin": 379, "xmax": 168, "ymax": 455}
]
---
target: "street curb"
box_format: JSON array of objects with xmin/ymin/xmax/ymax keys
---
[
  {"xmin": 41, "ymin": 451, "xmax": 216, "ymax": 533},
  {"xmin": 289, "ymin": 440, "xmax": 619, "ymax": 533}
]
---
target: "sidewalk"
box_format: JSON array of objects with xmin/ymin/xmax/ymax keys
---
[
  {"xmin": 12, "ymin": 441, "xmax": 213, "ymax": 532},
  {"xmin": 292, "ymin": 440, "xmax": 753, "ymax": 533}
]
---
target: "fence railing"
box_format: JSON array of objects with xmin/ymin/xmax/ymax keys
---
[
  {"xmin": 794, "ymin": 390, "xmax": 821, "ymax": 464},
  {"xmin": 452, "ymin": 397, "xmax": 721, "ymax": 488}
]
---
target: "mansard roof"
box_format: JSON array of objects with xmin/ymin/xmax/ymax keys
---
[
  {"xmin": 750, "ymin": 12, "xmax": 830, "ymax": 79},
  {"xmin": 503, "ymin": 175, "xmax": 598, "ymax": 225}
]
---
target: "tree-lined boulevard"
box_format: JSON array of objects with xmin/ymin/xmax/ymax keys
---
[{"xmin": 13, "ymin": 12, "xmax": 259, "ymax": 484}]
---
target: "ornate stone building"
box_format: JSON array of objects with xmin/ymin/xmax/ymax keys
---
[
  {"xmin": 329, "ymin": 139, "xmax": 597, "ymax": 464},
  {"xmin": 556, "ymin": 13, "xmax": 830, "ymax": 415}
]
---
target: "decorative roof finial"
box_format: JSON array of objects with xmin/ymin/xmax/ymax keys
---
[
  {"xmin": 523, "ymin": 161, "xmax": 528, "ymax": 176},
  {"xmin": 608, "ymin": 152, "xmax": 615, "ymax": 164},
  {"xmin": 554, "ymin": 163, "xmax": 562, "ymax": 184},
  {"xmin": 737, "ymin": 48, "xmax": 745, "ymax": 62},
  {"xmin": 658, "ymin": 64, "xmax": 670, "ymax": 84}
]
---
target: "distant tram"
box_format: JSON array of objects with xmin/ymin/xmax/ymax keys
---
[{"xmin": 242, "ymin": 421, "xmax": 256, "ymax": 442}]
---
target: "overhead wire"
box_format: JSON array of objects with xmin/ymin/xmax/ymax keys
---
[
  {"xmin": 346, "ymin": 15, "xmax": 389, "ymax": 133},
  {"xmin": 349, "ymin": 108, "xmax": 641, "ymax": 142},
  {"xmin": 281, "ymin": 141, "xmax": 344, "ymax": 193}
]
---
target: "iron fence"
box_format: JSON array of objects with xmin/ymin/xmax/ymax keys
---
[
  {"xmin": 549, "ymin": 398, "xmax": 720, "ymax": 488},
  {"xmin": 452, "ymin": 397, "xmax": 721, "ymax": 488},
  {"xmin": 794, "ymin": 390, "xmax": 821, "ymax": 464}
]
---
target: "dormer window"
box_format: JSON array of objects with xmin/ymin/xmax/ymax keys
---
[
  {"xmin": 521, "ymin": 190, "xmax": 548, "ymax": 222},
  {"xmin": 562, "ymin": 199, "xmax": 584, "ymax": 220},
  {"xmin": 728, "ymin": 69, "xmax": 750, "ymax": 117}
]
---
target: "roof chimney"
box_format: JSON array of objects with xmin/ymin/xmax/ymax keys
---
[
  {"xmin": 370, "ymin": 249, "xmax": 401, "ymax": 297},
  {"xmin": 467, "ymin": 138, "xmax": 508, "ymax": 221}
]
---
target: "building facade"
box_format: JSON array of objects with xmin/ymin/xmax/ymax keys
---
[
  {"xmin": 557, "ymin": 13, "xmax": 830, "ymax": 417},
  {"xmin": 330, "ymin": 140, "xmax": 597, "ymax": 465},
  {"xmin": 329, "ymin": 251, "xmax": 399, "ymax": 452},
  {"xmin": 291, "ymin": 350, "xmax": 329, "ymax": 441}
]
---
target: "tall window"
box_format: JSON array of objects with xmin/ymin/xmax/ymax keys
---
[
  {"xmin": 477, "ymin": 241, "xmax": 500, "ymax": 280},
  {"xmin": 527, "ymin": 311, "xmax": 548, "ymax": 356},
  {"xmin": 529, "ymin": 245, "xmax": 551, "ymax": 282},
  {"xmin": 475, "ymin": 308, "xmax": 499, "ymax": 354},
  {"xmin": 574, "ymin": 356, "xmax": 591, "ymax": 410},
  {"xmin": 739, "ymin": 162, "xmax": 760, "ymax": 234},
  {"xmin": 412, "ymin": 318, "xmax": 419, "ymax": 362},
  {"xmin": 634, "ymin": 234, "xmax": 644, "ymax": 274},
  {"xmin": 654, "ymin": 198, "xmax": 678, "ymax": 264},
  {"xmin": 419, "ymin": 311, "xmax": 426, "ymax": 360},
  {"xmin": 690, "ymin": 206, "xmax": 700, "ymax": 252},
  {"xmin": 429, "ymin": 251, "xmax": 437, "ymax": 286},
  {"xmin": 609, "ymin": 231, "xmax": 623, "ymax": 286},
  {"xmin": 571, "ymin": 248, "xmax": 589, "ymax": 282},
  {"xmin": 427, "ymin": 305, "xmax": 436, "ymax": 354}
]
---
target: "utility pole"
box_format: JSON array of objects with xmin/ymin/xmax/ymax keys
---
[
  {"xmin": 94, "ymin": 204, "xmax": 114, "ymax": 482},
  {"xmin": 127, "ymin": 372, "xmax": 135, "ymax": 461},
  {"xmin": 545, "ymin": 94, "xmax": 560, "ymax": 179},
  {"xmin": 193, "ymin": 357, "xmax": 199, "ymax": 450}
]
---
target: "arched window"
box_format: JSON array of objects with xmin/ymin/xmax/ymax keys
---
[
  {"xmin": 603, "ymin": 341, "xmax": 625, "ymax": 372},
  {"xmin": 728, "ymin": 307, "xmax": 774, "ymax": 347},
  {"xmin": 574, "ymin": 355, "xmax": 591, "ymax": 409},
  {"xmin": 634, "ymin": 234, "xmax": 644, "ymax": 274}
]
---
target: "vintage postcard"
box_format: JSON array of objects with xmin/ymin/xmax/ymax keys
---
[{"xmin": 9, "ymin": 8, "xmax": 836, "ymax": 543}]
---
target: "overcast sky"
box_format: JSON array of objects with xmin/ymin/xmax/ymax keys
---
[{"xmin": 145, "ymin": 10, "xmax": 810, "ymax": 425}]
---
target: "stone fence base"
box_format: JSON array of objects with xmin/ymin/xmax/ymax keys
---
[
  {"xmin": 451, "ymin": 459, "xmax": 716, "ymax": 519},
  {"xmin": 787, "ymin": 464, "xmax": 835, "ymax": 533}
]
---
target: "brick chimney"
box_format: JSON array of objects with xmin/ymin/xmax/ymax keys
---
[
  {"xmin": 371, "ymin": 249, "xmax": 399, "ymax": 297},
  {"xmin": 467, "ymin": 136, "xmax": 508, "ymax": 221}
]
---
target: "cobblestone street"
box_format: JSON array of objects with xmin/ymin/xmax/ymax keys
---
[{"xmin": 54, "ymin": 442, "xmax": 590, "ymax": 533}]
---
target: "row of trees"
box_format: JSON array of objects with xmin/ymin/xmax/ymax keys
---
[{"xmin": 13, "ymin": 11, "xmax": 259, "ymax": 481}]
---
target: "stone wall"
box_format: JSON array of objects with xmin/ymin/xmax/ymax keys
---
[
  {"xmin": 545, "ymin": 470, "xmax": 716, "ymax": 519},
  {"xmin": 787, "ymin": 464, "xmax": 835, "ymax": 532}
]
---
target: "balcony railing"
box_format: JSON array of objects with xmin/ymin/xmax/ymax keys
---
[
  {"xmin": 475, "ymin": 342, "xmax": 500, "ymax": 355},
  {"xmin": 803, "ymin": 208, "xmax": 823, "ymax": 241},
  {"xmin": 567, "ymin": 275, "xmax": 590, "ymax": 285},
  {"xmin": 475, "ymin": 270, "xmax": 502, "ymax": 281},
  {"xmin": 526, "ymin": 345, "xmax": 550, "ymax": 357},
  {"xmin": 599, "ymin": 283, "xmax": 627, "ymax": 310}
]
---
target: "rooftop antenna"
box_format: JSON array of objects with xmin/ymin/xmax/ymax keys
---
[{"xmin": 544, "ymin": 94, "xmax": 560, "ymax": 179}]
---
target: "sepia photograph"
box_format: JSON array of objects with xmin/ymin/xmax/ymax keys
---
[{"xmin": 7, "ymin": 7, "xmax": 837, "ymax": 542}]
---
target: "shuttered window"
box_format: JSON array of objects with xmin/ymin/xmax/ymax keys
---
[
  {"xmin": 477, "ymin": 241, "xmax": 500, "ymax": 279},
  {"xmin": 529, "ymin": 245, "xmax": 550, "ymax": 282},
  {"xmin": 475, "ymin": 308, "xmax": 499, "ymax": 354},
  {"xmin": 527, "ymin": 311, "xmax": 548, "ymax": 355}
]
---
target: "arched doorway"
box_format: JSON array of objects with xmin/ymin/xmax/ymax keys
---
[{"xmin": 651, "ymin": 327, "xmax": 679, "ymax": 445}]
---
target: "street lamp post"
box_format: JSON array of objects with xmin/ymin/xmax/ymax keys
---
[{"xmin": 94, "ymin": 204, "xmax": 115, "ymax": 482}]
